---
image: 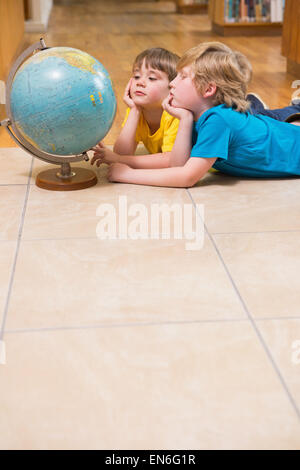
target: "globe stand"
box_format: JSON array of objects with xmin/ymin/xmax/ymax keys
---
[
  {"xmin": 36, "ymin": 162, "xmax": 98, "ymax": 191},
  {"xmin": 0, "ymin": 38, "xmax": 98, "ymax": 191}
]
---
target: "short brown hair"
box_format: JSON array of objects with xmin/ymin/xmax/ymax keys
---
[
  {"xmin": 177, "ymin": 42, "xmax": 252, "ymax": 112},
  {"xmin": 133, "ymin": 47, "xmax": 180, "ymax": 82}
]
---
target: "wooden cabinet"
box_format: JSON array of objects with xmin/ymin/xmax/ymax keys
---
[
  {"xmin": 209, "ymin": 0, "xmax": 283, "ymax": 36},
  {"xmin": 0, "ymin": 0, "xmax": 25, "ymax": 144},
  {"xmin": 0, "ymin": 0, "xmax": 25, "ymax": 82},
  {"xmin": 281, "ymin": 0, "xmax": 300, "ymax": 75}
]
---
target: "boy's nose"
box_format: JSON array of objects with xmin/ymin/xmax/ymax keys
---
[
  {"xmin": 137, "ymin": 77, "xmax": 146, "ymax": 87},
  {"xmin": 169, "ymin": 77, "xmax": 176, "ymax": 89}
]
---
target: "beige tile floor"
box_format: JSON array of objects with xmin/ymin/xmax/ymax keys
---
[
  {"xmin": 0, "ymin": 147, "xmax": 300, "ymax": 449},
  {"xmin": 1, "ymin": 0, "xmax": 300, "ymax": 451}
]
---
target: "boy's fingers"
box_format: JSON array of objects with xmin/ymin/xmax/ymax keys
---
[
  {"xmin": 124, "ymin": 79, "xmax": 133, "ymax": 101},
  {"xmin": 91, "ymin": 154, "xmax": 104, "ymax": 165},
  {"xmin": 92, "ymin": 141, "xmax": 105, "ymax": 151},
  {"xmin": 91, "ymin": 153, "xmax": 99, "ymax": 162},
  {"xmin": 126, "ymin": 78, "xmax": 132, "ymax": 90},
  {"xmin": 163, "ymin": 101, "xmax": 170, "ymax": 112},
  {"xmin": 92, "ymin": 148, "xmax": 104, "ymax": 156},
  {"xmin": 91, "ymin": 156, "xmax": 99, "ymax": 165},
  {"xmin": 163, "ymin": 95, "xmax": 173, "ymax": 107}
]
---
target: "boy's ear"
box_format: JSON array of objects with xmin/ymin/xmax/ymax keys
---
[{"xmin": 203, "ymin": 82, "xmax": 217, "ymax": 98}]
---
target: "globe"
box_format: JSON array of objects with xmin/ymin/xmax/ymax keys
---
[{"xmin": 9, "ymin": 47, "xmax": 116, "ymax": 156}]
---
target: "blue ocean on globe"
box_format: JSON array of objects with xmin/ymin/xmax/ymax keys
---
[{"xmin": 10, "ymin": 47, "xmax": 117, "ymax": 156}]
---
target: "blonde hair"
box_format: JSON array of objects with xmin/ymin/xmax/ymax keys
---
[
  {"xmin": 177, "ymin": 42, "xmax": 252, "ymax": 112},
  {"xmin": 133, "ymin": 47, "xmax": 180, "ymax": 82}
]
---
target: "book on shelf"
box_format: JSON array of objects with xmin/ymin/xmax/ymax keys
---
[{"xmin": 224, "ymin": 0, "xmax": 285, "ymax": 24}]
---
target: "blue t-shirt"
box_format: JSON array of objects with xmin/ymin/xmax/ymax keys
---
[{"xmin": 190, "ymin": 104, "xmax": 300, "ymax": 177}]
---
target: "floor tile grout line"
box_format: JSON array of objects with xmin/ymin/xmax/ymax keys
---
[
  {"xmin": 2, "ymin": 229, "xmax": 300, "ymax": 244},
  {"xmin": 0, "ymin": 157, "xmax": 33, "ymax": 341},
  {"xmin": 186, "ymin": 188, "xmax": 300, "ymax": 422},
  {"xmin": 0, "ymin": 183, "xmax": 28, "ymax": 186},
  {"xmin": 4, "ymin": 317, "xmax": 251, "ymax": 335},
  {"xmin": 212, "ymin": 230, "xmax": 300, "ymax": 234},
  {"xmin": 256, "ymin": 316, "xmax": 300, "ymax": 321},
  {"xmin": 3, "ymin": 315, "xmax": 300, "ymax": 336},
  {"xmin": 1, "ymin": 235, "xmax": 192, "ymax": 242}
]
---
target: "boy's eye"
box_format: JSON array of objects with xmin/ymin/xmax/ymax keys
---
[
  {"xmin": 149, "ymin": 77, "xmax": 157, "ymax": 81},
  {"xmin": 133, "ymin": 75, "xmax": 140, "ymax": 80}
]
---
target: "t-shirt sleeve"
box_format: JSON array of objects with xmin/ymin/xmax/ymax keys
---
[
  {"xmin": 161, "ymin": 117, "xmax": 179, "ymax": 152},
  {"xmin": 121, "ymin": 107, "xmax": 130, "ymax": 127},
  {"xmin": 190, "ymin": 114, "xmax": 231, "ymax": 160},
  {"xmin": 121, "ymin": 107, "xmax": 141, "ymax": 143}
]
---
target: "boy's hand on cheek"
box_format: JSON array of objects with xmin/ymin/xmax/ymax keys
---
[
  {"xmin": 162, "ymin": 95, "xmax": 193, "ymax": 121},
  {"xmin": 123, "ymin": 78, "xmax": 141, "ymax": 111},
  {"xmin": 108, "ymin": 162, "xmax": 131, "ymax": 182}
]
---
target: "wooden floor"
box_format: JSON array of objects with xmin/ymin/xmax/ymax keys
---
[{"xmin": 0, "ymin": 0, "xmax": 297, "ymax": 147}]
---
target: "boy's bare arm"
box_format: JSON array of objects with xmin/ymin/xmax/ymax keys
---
[
  {"xmin": 168, "ymin": 114, "xmax": 194, "ymax": 167},
  {"xmin": 116, "ymin": 152, "xmax": 170, "ymax": 169},
  {"xmin": 113, "ymin": 78, "xmax": 142, "ymax": 155},
  {"xmin": 91, "ymin": 144, "xmax": 170, "ymax": 169},
  {"xmin": 113, "ymin": 107, "xmax": 140, "ymax": 155},
  {"xmin": 163, "ymin": 98, "xmax": 194, "ymax": 168},
  {"xmin": 107, "ymin": 156, "xmax": 217, "ymax": 188}
]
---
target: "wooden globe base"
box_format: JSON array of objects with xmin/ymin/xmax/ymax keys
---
[{"xmin": 36, "ymin": 167, "xmax": 97, "ymax": 191}]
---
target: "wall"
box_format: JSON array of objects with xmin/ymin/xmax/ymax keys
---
[{"xmin": 25, "ymin": 0, "xmax": 53, "ymax": 32}]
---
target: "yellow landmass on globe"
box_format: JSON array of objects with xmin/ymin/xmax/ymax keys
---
[
  {"xmin": 35, "ymin": 48, "xmax": 97, "ymax": 74},
  {"xmin": 60, "ymin": 50, "xmax": 97, "ymax": 74}
]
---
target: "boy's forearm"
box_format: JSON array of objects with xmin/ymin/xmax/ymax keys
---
[
  {"xmin": 169, "ymin": 115, "xmax": 194, "ymax": 167},
  {"xmin": 113, "ymin": 108, "xmax": 140, "ymax": 155},
  {"xmin": 116, "ymin": 152, "xmax": 170, "ymax": 169},
  {"xmin": 115, "ymin": 166, "xmax": 193, "ymax": 188}
]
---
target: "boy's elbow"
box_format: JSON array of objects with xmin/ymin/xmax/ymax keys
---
[
  {"xmin": 183, "ymin": 170, "xmax": 203, "ymax": 188},
  {"xmin": 181, "ymin": 173, "xmax": 197, "ymax": 188}
]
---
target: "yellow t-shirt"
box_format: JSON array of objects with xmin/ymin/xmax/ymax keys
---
[{"xmin": 122, "ymin": 108, "xmax": 179, "ymax": 154}]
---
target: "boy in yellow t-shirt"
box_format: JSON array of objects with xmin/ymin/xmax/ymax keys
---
[
  {"xmin": 121, "ymin": 106, "xmax": 179, "ymax": 154},
  {"xmin": 91, "ymin": 47, "xmax": 180, "ymax": 169}
]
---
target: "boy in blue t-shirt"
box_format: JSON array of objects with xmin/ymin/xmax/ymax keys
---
[
  {"xmin": 190, "ymin": 104, "xmax": 300, "ymax": 178},
  {"xmin": 100, "ymin": 41, "xmax": 300, "ymax": 187}
]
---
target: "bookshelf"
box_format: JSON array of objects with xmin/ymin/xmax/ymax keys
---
[
  {"xmin": 209, "ymin": 0, "xmax": 283, "ymax": 36},
  {"xmin": 282, "ymin": 0, "xmax": 300, "ymax": 75},
  {"xmin": 176, "ymin": 0, "xmax": 208, "ymax": 14}
]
